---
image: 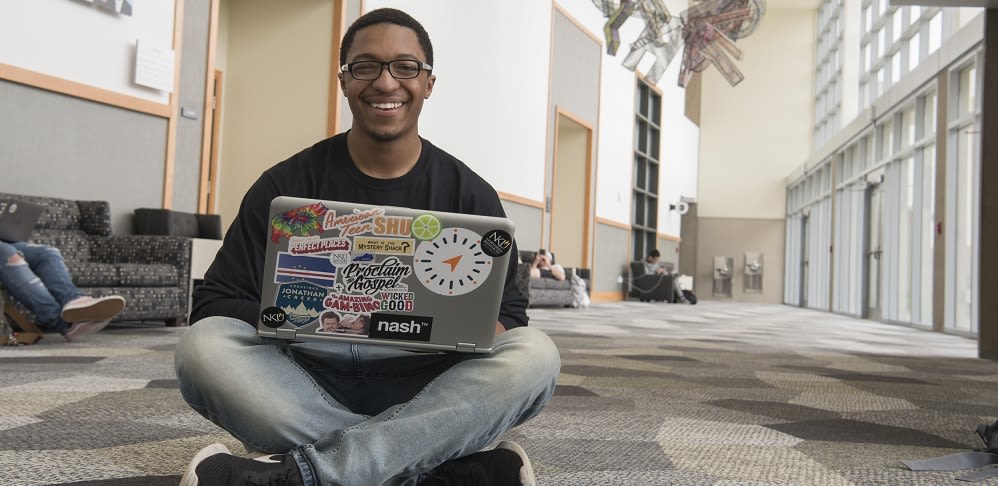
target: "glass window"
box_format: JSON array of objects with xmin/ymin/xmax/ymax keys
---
[
  {"xmin": 908, "ymin": 33, "xmax": 920, "ymax": 71},
  {"xmin": 892, "ymin": 52, "xmax": 902, "ymax": 84},
  {"xmin": 958, "ymin": 64, "xmax": 978, "ymax": 117},
  {"xmin": 632, "ymin": 79, "xmax": 661, "ymax": 261},
  {"xmin": 901, "ymin": 106, "xmax": 915, "ymax": 148},
  {"xmin": 929, "ymin": 12, "xmax": 942, "ymax": 54}
]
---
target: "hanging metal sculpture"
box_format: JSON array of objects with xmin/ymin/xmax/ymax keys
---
[{"xmin": 592, "ymin": 0, "xmax": 766, "ymax": 87}]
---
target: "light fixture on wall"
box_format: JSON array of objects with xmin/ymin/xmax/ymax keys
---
[{"xmin": 669, "ymin": 201, "xmax": 691, "ymax": 215}]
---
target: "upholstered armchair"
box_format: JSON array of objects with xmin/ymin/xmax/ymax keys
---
[{"xmin": 628, "ymin": 261, "xmax": 675, "ymax": 302}]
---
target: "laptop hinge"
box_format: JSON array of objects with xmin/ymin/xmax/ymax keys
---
[
  {"xmin": 456, "ymin": 342, "xmax": 476, "ymax": 353},
  {"xmin": 275, "ymin": 328, "xmax": 297, "ymax": 340}
]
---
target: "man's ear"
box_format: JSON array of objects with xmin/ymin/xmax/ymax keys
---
[
  {"xmin": 424, "ymin": 74, "xmax": 436, "ymax": 99},
  {"xmin": 339, "ymin": 73, "xmax": 346, "ymax": 96}
]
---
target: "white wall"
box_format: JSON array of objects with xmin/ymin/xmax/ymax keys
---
[
  {"xmin": 698, "ymin": 8, "xmax": 816, "ymax": 220},
  {"xmin": 0, "ymin": 0, "xmax": 174, "ymax": 104},
  {"xmin": 549, "ymin": 0, "xmax": 700, "ymax": 235},
  {"xmin": 364, "ymin": 0, "xmax": 551, "ymax": 202}
]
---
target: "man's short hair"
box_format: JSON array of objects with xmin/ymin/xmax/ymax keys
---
[
  {"xmin": 340, "ymin": 8, "xmax": 434, "ymax": 67},
  {"xmin": 648, "ymin": 249, "xmax": 661, "ymax": 258}
]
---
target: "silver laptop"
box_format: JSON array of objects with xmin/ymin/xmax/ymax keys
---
[
  {"xmin": 257, "ymin": 196, "xmax": 515, "ymax": 353},
  {"xmin": 0, "ymin": 199, "xmax": 43, "ymax": 243}
]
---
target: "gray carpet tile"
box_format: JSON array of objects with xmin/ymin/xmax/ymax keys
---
[
  {"xmin": 766, "ymin": 419, "xmax": 969, "ymax": 448},
  {"xmin": 3, "ymin": 301, "xmax": 998, "ymax": 485}
]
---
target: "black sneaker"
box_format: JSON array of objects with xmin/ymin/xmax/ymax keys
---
[
  {"xmin": 419, "ymin": 441, "xmax": 536, "ymax": 486},
  {"xmin": 977, "ymin": 421, "xmax": 998, "ymax": 450},
  {"xmin": 180, "ymin": 443, "xmax": 304, "ymax": 486}
]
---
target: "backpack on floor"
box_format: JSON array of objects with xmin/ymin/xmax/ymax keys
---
[{"xmin": 681, "ymin": 289, "xmax": 697, "ymax": 305}]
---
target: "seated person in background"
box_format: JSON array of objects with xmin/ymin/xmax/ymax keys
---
[
  {"xmin": 645, "ymin": 249, "xmax": 688, "ymax": 304},
  {"xmin": 0, "ymin": 241, "xmax": 125, "ymax": 340},
  {"xmin": 529, "ymin": 249, "xmax": 565, "ymax": 281}
]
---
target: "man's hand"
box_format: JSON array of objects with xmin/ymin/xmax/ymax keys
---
[{"xmin": 495, "ymin": 322, "xmax": 506, "ymax": 335}]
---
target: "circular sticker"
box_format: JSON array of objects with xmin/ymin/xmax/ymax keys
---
[
  {"xmin": 414, "ymin": 228, "xmax": 493, "ymax": 296},
  {"xmin": 481, "ymin": 229, "xmax": 513, "ymax": 257},
  {"xmin": 260, "ymin": 306, "xmax": 287, "ymax": 328},
  {"xmin": 411, "ymin": 213, "xmax": 442, "ymax": 241}
]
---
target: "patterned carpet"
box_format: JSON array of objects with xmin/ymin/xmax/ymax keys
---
[{"xmin": 1, "ymin": 301, "xmax": 997, "ymax": 485}]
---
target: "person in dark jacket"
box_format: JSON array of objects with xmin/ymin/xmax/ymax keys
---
[{"xmin": 175, "ymin": 8, "xmax": 559, "ymax": 486}]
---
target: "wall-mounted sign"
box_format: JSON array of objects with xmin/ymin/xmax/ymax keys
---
[{"xmin": 133, "ymin": 40, "xmax": 174, "ymax": 92}]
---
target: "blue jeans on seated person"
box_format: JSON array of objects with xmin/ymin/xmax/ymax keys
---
[
  {"xmin": 175, "ymin": 317, "xmax": 561, "ymax": 486},
  {"xmin": 0, "ymin": 241, "xmax": 81, "ymax": 334}
]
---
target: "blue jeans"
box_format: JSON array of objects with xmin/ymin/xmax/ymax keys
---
[
  {"xmin": 0, "ymin": 241, "xmax": 81, "ymax": 333},
  {"xmin": 175, "ymin": 317, "xmax": 561, "ymax": 486}
]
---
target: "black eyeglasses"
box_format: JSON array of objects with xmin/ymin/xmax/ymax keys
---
[{"xmin": 340, "ymin": 60, "xmax": 433, "ymax": 80}]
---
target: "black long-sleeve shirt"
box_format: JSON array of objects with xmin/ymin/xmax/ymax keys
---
[{"xmin": 191, "ymin": 133, "xmax": 529, "ymax": 330}]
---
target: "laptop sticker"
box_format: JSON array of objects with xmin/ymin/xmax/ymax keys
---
[
  {"xmin": 289, "ymin": 235, "xmax": 351, "ymax": 255},
  {"xmin": 354, "ymin": 236, "xmax": 416, "ymax": 256},
  {"xmin": 369, "ymin": 312, "xmax": 433, "ymax": 342},
  {"xmin": 414, "ymin": 227, "xmax": 492, "ymax": 296},
  {"xmin": 372, "ymin": 215, "xmax": 413, "ymax": 237},
  {"xmin": 274, "ymin": 282, "xmax": 327, "ymax": 327},
  {"xmin": 317, "ymin": 311, "xmax": 371, "ymax": 336},
  {"xmin": 260, "ymin": 306, "xmax": 287, "ymax": 328},
  {"xmin": 323, "ymin": 291, "xmax": 381, "ymax": 314},
  {"xmin": 339, "ymin": 257, "xmax": 413, "ymax": 295},
  {"xmin": 325, "ymin": 207, "xmax": 384, "ymax": 237},
  {"xmin": 275, "ymin": 252, "xmax": 337, "ymax": 288},
  {"xmin": 377, "ymin": 289, "xmax": 415, "ymax": 313},
  {"xmin": 481, "ymin": 229, "xmax": 513, "ymax": 257},
  {"xmin": 271, "ymin": 202, "xmax": 328, "ymax": 243},
  {"xmin": 410, "ymin": 213, "xmax": 442, "ymax": 240}
]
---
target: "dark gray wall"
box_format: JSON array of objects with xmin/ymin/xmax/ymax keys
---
[
  {"xmin": 0, "ymin": 80, "xmax": 167, "ymax": 234},
  {"xmin": 173, "ymin": 0, "xmax": 213, "ymax": 213},
  {"xmin": 500, "ymin": 200, "xmax": 543, "ymax": 253},
  {"xmin": 594, "ymin": 222, "xmax": 629, "ymax": 295}
]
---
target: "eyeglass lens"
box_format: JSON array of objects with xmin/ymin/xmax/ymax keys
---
[{"xmin": 350, "ymin": 60, "xmax": 422, "ymax": 80}]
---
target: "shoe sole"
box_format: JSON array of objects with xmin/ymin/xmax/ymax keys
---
[
  {"xmin": 496, "ymin": 441, "xmax": 536, "ymax": 486},
  {"xmin": 61, "ymin": 296, "xmax": 126, "ymax": 323},
  {"xmin": 63, "ymin": 320, "xmax": 111, "ymax": 340},
  {"xmin": 180, "ymin": 443, "xmax": 232, "ymax": 486}
]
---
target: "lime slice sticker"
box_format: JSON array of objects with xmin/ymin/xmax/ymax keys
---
[{"xmin": 411, "ymin": 213, "xmax": 442, "ymax": 240}]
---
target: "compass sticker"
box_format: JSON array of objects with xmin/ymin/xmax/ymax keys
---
[{"xmin": 414, "ymin": 227, "xmax": 492, "ymax": 296}]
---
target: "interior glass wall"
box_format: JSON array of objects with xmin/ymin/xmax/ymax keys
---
[
  {"xmin": 789, "ymin": 2, "xmax": 982, "ymax": 334},
  {"xmin": 946, "ymin": 58, "xmax": 981, "ymax": 334}
]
